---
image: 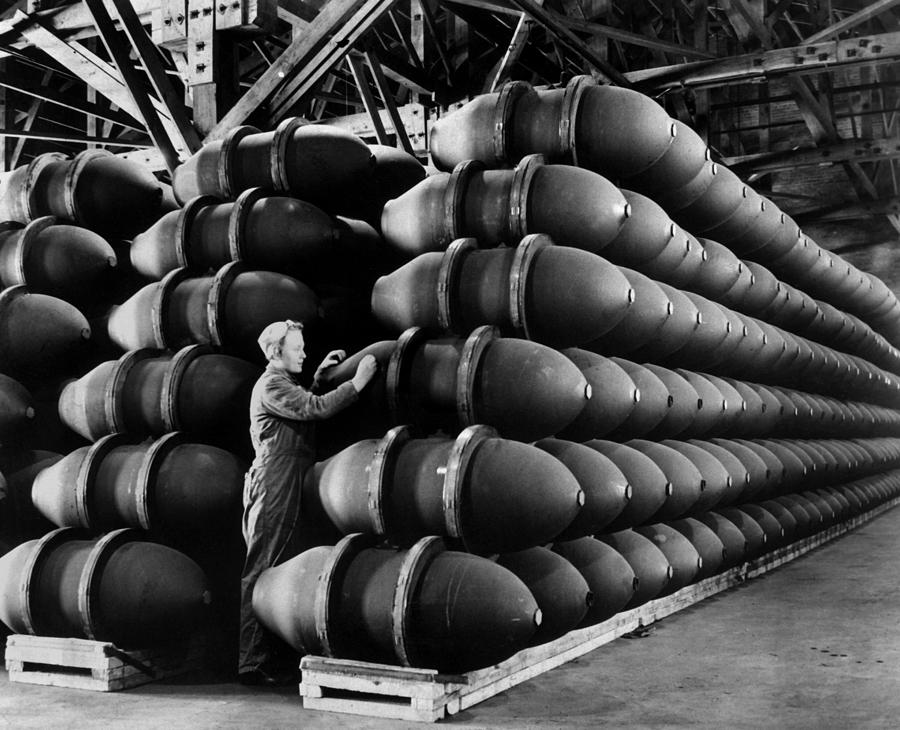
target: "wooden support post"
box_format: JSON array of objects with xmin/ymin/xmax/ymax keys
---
[
  {"xmin": 187, "ymin": 0, "xmax": 217, "ymax": 135},
  {"xmin": 409, "ymin": 0, "xmax": 425, "ymax": 67},
  {"xmin": 0, "ymin": 84, "xmax": 7, "ymax": 171}
]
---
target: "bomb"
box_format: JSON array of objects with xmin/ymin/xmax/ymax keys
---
[
  {"xmin": 251, "ymin": 534, "xmax": 541, "ymax": 672},
  {"xmin": 0, "ymin": 527, "xmax": 210, "ymax": 647}
]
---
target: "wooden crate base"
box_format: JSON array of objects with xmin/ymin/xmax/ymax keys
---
[
  {"xmin": 300, "ymin": 495, "xmax": 900, "ymax": 722},
  {"xmin": 5, "ymin": 635, "xmax": 204, "ymax": 692}
]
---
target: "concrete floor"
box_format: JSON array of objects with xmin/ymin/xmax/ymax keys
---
[{"xmin": 2, "ymin": 506, "xmax": 900, "ymax": 729}]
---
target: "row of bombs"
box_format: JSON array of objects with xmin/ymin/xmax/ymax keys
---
[
  {"xmin": 250, "ymin": 471, "xmax": 900, "ymax": 673},
  {"xmin": 370, "ymin": 235, "xmax": 900, "ymax": 398},
  {"xmin": 54, "ymin": 333, "xmax": 900, "ymax": 463},
  {"xmin": 424, "ymin": 76, "xmax": 900, "ymax": 343},
  {"xmin": 379, "ymin": 159, "xmax": 900, "ymax": 376},
  {"xmin": 127, "ymin": 181, "xmax": 900, "ymax": 381},
  {"xmin": 2, "ymin": 427, "xmax": 897, "ymax": 670},
  {"xmin": 20, "ymin": 415, "xmax": 900, "ymax": 553},
  {"xmin": 0, "ymin": 131, "xmax": 428, "ymax": 240}
]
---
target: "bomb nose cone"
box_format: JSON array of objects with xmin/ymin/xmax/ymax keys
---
[
  {"xmin": 635, "ymin": 523, "xmax": 703, "ymax": 595},
  {"xmin": 72, "ymin": 154, "xmax": 165, "ymax": 238},
  {"xmin": 551, "ymin": 537, "xmax": 637, "ymax": 625},
  {"xmin": 668, "ymin": 517, "xmax": 727, "ymax": 579},
  {"xmin": 535, "ymin": 438, "xmax": 630, "ymax": 537},
  {"xmin": 626, "ymin": 439, "xmax": 703, "ymax": 520},
  {"xmin": 695, "ymin": 512, "xmax": 748, "ymax": 568},
  {"xmin": 739, "ymin": 505, "xmax": 787, "ymax": 549},
  {"xmin": 477, "ymin": 338, "xmax": 589, "ymax": 441},
  {"xmin": 585, "ymin": 440, "xmax": 669, "ymax": 530},
  {"xmin": 99, "ymin": 540, "xmax": 211, "ymax": 647},
  {"xmin": 0, "ymin": 374, "xmax": 34, "ymax": 438},
  {"xmin": 0, "ymin": 287, "xmax": 91, "ymax": 376},
  {"xmin": 559, "ymin": 349, "xmax": 638, "ymax": 440},
  {"xmin": 714, "ymin": 508, "xmax": 768, "ymax": 559},
  {"xmin": 598, "ymin": 530, "xmax": 672, "ymax": 609},
  {"xmin": 496, "ymin": 547, "xmax": 591, "ymax": 646},
  {"xmin": 0, "ymin": 221, "xmax": 118, "ymax": 301},
  {"xmin": 465, "ymin": 436, "xmax": 583, "ymax": 553},
  {"xmin": 660, "ymin": 439, "xmax": 735, "ymax": 512},
  {"xmin": 607, "ymin": 359, "xmax": 669, "ymax": 439}
]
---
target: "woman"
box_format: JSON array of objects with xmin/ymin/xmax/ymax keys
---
[{"xmin": 238, "ymin": 320, "xmax": 377, "ymax": 686}]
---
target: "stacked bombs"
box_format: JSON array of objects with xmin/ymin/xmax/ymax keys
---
[
  {"xmin": 251, "ymin": 89, "xmax": 900, "ymax": 672},
  {"xmin": 4, "ymin": 93, "xmax": 900, "ymax": 676},
  {"xmin": 0, "ymin": 128, "xmax": 437, "ymax": 655},
  {"xmin": 427, "ymin": 77, "xmax": 900, "ymax": 346}
]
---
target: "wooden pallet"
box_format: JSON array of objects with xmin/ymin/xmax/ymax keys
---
[
  {"xmin": 5, "ymin": 635, "xmax": 204, "ymax": 692},
  {"xmin": 299, "ymin": 495, "xmax": 900, "ymax": 722}
]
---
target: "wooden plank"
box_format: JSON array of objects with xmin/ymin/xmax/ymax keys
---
[
  {"xmin": 805, "ymin": 0, "xmax": 900, "ymax": 43},
  {"xmin": 6, "ymin": 635, "xmax": 204, "ymax": 692},
  {"xmin": 626, "ymin": 31, "xmax": 900, "ymax": 89},
  {"xmin": 299, "ymin": 495, "xmax": 900, "ymax": 723},
  {"xmin": 202, "ymin": 0, "xmax": 371, "ymax": 142}
]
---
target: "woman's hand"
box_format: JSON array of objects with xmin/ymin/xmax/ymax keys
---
[
  {"xmin": 351, "ymin": 354, "xmax": 379, "ymax": 392},
  {"xmin": 314, "ymin": 350, "xmax": 347, "ymax": 384}
]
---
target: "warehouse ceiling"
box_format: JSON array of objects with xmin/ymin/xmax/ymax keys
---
[{"xmin": 0, "ymin": 1, "xmax": 898, "ymax": 243}]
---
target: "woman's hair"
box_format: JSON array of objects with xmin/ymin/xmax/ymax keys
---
[{"xmin": 257, "ymin": 320, "xmax": 304, "ymax": 361}]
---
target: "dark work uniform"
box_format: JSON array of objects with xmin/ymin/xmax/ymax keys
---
[{"xmin": 238, "ymin": 363, "xmax": 358, "ymax": 675}]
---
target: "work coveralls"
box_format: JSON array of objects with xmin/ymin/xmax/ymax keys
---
[{"xmin": 238, "ymin": 363, "xmax": 358, "ymax": 675}]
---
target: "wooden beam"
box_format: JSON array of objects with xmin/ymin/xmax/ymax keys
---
[
  {"xmin": 485, "ymin": 9, "xmax": 535, "ymax": 92},
  {"xmin": 83, "ymin": 0, "xmax": 180, "ymax": 171},
  {"xmin": 444, "ymin": 0, "xmax": 717, "ymax": 59},
  {"xmin": 0, "ymin": 71, "xmax": 143, "ymax": 131},
  {"xmin": 347, "ymin": 52, "xmax": 390, "ymax": 144},
  {"xmin": 203, "ymin": 0, "xmax": 388, "ymax": 141},
  {"xmin": 506, "ymin": 0, "xmax": 634, "ymax": 86},
  {"xmin": 14, "ymin": 11, "xmax": 178, "ymax": 128},
  {"xmin": 795, "ymin": 197, "xmax": 900, "ymax": 224},
  {"xmin": 107, "ymin": 0, "xmax": 200, "ymax": 153},
  {"xmin": 805, "ymin": 0, "xmax": 900, "ymax": 43},
  {"xmin": 267, "ymin": 0, "xmax": 399, "ymax": 122},
  {"xmin": 318, "ymin": 100, "xmax": 429, "ymax": 153},
  {"xmin": 627, "ymin": 31, "xmax": 900, "ymax": 90},
  {"xmin": 0, "ymin": 128, "xmax": 152, "ymax": 147},
  {"xmin": 363, "ymin": 47, "xmax": 416, "ymax": 155},
  {"xmin": 723, "ymin": 137, "xmax": 900, "ymax": 174},
  {"xmin": 9, "ymin": 69, "xmax": 49, "ymax": 168}
]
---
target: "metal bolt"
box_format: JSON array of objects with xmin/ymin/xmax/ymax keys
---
[
  {"xmin": 196, "ymin": 63, "xmax": 207, "ymax": 72},
  {"xmin": 818, "ymin": 53, "xmax": 829, "ymax": 61},
  {"xmin": 164, "ymin": 17, "xmax": 172, "ymax": 25},
  {"xmin": 189, "ymin": 9, "xmax": 199, "ymax": 18},
  {"xmin": 196, "ymin": 41, "xmax": 206, "ymax": 50},
  {"xmin": 873, "ymin": 45, "xmax": 883, "ymax": 53},
  {"xmin": 846, "ymin": 48, "xmax": 857, "ymax": 57},
  {"xmin": 177, "ymin": 13, "xmax": 185, "ymax": 23}
]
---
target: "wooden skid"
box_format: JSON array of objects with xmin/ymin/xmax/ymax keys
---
[
  {"xmin": 299, "ymin": 496, "xmax": 900, "ymax": 722},
  {"xmin": 5, "ymin": 635, "xmax": 203, "ymax": 692}
]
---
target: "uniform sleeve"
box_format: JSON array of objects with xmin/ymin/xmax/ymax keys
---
[{"xmin": 260, "ymin": 375, "xmax": 358, "ymax": 420}]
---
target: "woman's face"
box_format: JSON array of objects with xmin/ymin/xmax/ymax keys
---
[{"xmin": 277, "ymin": 329, "xmax": 306, "ymax": 374}]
